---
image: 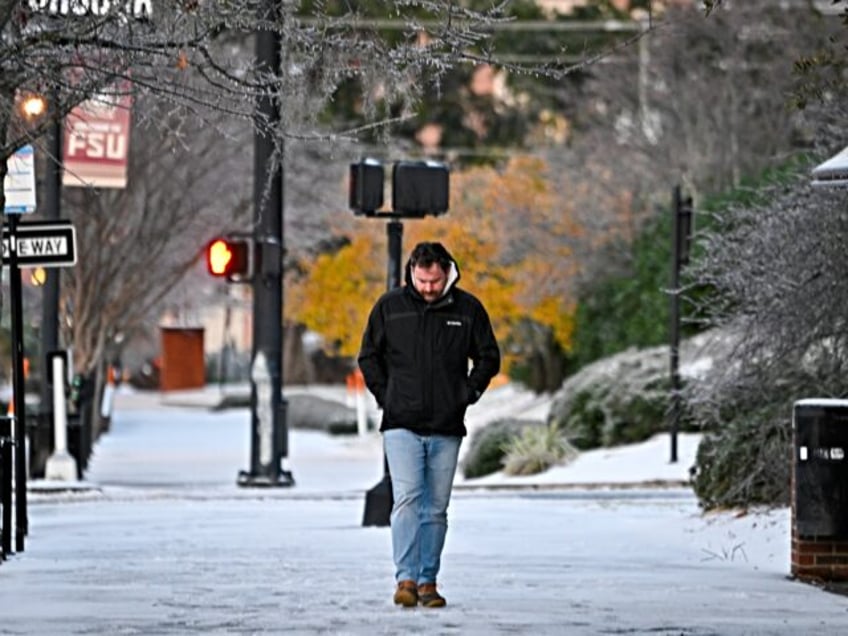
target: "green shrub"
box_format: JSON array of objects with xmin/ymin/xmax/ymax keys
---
[
  {"xmin": 691, "ymin": 408, "xmax": 790, "ymax": 510},
  {"xmin": 462, "ymin": 419, "xmax": 543, "ymax": 479},
  {"xmin": 501, "ymin": 422, "xmax": 578, "ymax": 476},
  {"xmin": 550, "ymin": 353, "xmax": 695, "ymax": 452},
  {"xmin": 560, "ymin": 389, "xmax": 607, "ymax": 450},
  {"xmin": 601, "ymin": 393, "xmax": 672, "ymax": 447}
]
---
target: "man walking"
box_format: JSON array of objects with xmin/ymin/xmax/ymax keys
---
[{"xmin": 358, "ymin": 241, "xmax": 500, "ymax": 608}]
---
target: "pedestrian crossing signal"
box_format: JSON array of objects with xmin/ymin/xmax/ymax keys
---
[{"xmin": 206, "ymin": 237, "xmax": 250, "ymax": 280}]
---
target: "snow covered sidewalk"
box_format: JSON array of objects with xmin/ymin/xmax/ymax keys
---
[
  {"xmin": 3, "ymin": 385, "xmax": 846, "ymax": 634},
  {"xmin": 89, "ymin": 383, "xmax": 699, "ymax": 493}
]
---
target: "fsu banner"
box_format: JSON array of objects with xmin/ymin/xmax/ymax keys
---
[{"xmin": 63, "ymin": 81, "xmax": 132, "ymax": 189}]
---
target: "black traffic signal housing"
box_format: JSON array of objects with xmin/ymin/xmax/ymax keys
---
[
  {"xmin": 392, "ymin": 161, "xmax": 449, "ymax": 217},
  {"xmin": 349, "ymin": 159, "xmax": 385, "ymax": 215},
  {"xmin": 206, "ymin": 236, "xmax": 251, "ymax": 282}
]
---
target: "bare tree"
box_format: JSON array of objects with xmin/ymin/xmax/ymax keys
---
[
  {"xmin": 525, "ymin": 0, "xmax": 839, "ymax": 317},
  {"xmin": 0, "ymin": 2, "xmax": 515, "ymax": 372},
  {"xmin": 581, "ymin": 0, "xmax": 837, "ymax": 200},
  {"xmin": 1, "ymin": 2, "xmax": 553, "ymax": 440},
  {"xmin": 2, "ymin": 1, "xmax": 563, "ymax": 198},
  {"xmin": 60, "ymin": 98, "xmax": 252, "ymax": 374},
  {"xmin": 1, "ymin": 1, "xmax": 666, "ymax": 380},
  {"xmin": 58, "ymin": 106, "xmax": 354, "ymax": 384}
]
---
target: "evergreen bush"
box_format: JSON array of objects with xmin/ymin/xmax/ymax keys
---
[{"xmin": 690, "ymin": 408, "xmax": 791, "ymax": 510}]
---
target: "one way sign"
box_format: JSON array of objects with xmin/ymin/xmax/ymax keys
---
[{"xmin": 2, "ymin": 220, "xmax": 77, "ymax": 267}]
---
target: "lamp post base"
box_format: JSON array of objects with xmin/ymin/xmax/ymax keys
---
[{"xmin": 237, "ymin": 469, "xmax": 295, "ymax": 488}]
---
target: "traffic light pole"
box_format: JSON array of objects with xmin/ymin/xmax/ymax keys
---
[
  {"xmin": 348, "ymin": 161, "xmax": 449, "ymax": 525},
  {"xmin": 386, "ymin": 220, "xmax": 403, "ymax": 289},
  {"xmin": 238, "ymin": 0, "xmax": 293, "ymax": 487},
  {"xmin": 361, "ymin": 219, "xmax": 403, "ymax": 527}
]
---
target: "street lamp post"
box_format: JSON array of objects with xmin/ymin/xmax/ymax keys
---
[
  {"xmin": 237, "ymin": 0, "xmax": 293, "ymax": 487},
  {"xmin": 3, "ymin": 91, "xmax": 50, "ymax": 553},
  {"xmin": 40, "ymin": 94, "xmax": 62, "ymax": 444},
  {"xmin": 668, "ymin": 185, "xmax": 692, "ymax": 465},
  {"xmin": 7, "ymin": 213, "xmax": 28, "ymax": 551}
]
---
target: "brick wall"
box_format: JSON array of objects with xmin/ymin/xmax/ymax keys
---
[{"xmin": 791, "ymin": 531, "xmax": 848, "ymax": 581}]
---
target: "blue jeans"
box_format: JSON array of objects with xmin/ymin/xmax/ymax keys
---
[{"xmin": 383, "ymin": 428, "xmax": 462, "ymax": 585}]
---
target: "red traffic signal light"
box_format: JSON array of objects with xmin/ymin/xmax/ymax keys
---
[{"xmin": 206, "ymin": 237, "xmax": 250, "ymax": 279}]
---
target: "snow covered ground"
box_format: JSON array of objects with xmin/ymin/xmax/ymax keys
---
[
  {"xmin": 65, "ymin": 382, "xmax": 698, "ymax": 495},
  {"xmin": 1, "ymin": 383, "xmax": 846, "ymax": 635}
]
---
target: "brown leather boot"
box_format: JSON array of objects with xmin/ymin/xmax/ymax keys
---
[
  {"xmin": 417, "ymin": 583, "xmax": 446, "ymax": 608},
  {"xmin": 393, "ymin": 579, "xmax": 418, "ymax": 607}
]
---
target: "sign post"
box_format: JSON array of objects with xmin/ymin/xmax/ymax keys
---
[
  {"xmin": 6, "ymin": 214, "xmax": 28, "ymax": 551},
  {"xmin": 0, "ymin": 218, "xmax": 76, "ymax": 553}
]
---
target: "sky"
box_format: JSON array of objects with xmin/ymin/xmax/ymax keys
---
[{"xmin": 1, "ymin": 383, "xmax": 847, "ymax": 635}]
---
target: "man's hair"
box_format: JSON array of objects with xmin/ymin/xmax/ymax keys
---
[{"xmin": 409, "ymin": 242, "xmax": 452, "ymax": 272}]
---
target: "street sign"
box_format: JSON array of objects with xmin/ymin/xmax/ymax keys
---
[
  {"xmin": 3, "ymin": 145, "xmax": 36, "ymax": 214},
  {"xmin": 1, "ymin": 220, "xmax": 77, "ymax": 267}
]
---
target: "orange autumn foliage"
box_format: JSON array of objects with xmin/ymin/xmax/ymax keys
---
[
  {"xmin": 288, "ymin": 156, "xmax": 589, "ymax": 362},
  {"xmin": 287, "ymin": 232, "xmax": 386, "ymax": 358}
]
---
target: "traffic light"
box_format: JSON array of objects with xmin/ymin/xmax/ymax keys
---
[
  {"xmin": 392, "ymin": 161, "xmax": 449, "ymax": 217},
  {"xmin": 349, "ymin": 159, "xmax": 384, "ymax": 215},
  {"xmin": 206, "ymin": 237, "xmax": 250, "ymax": 281}
]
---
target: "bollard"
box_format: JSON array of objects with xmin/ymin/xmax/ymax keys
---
[
  {"xmin": 44, "ymin": 355, "xmax": 78, "ymax": 481},
  {"xmin": 100, "ymin": 365, "xmax": 116, "ymax": 419},
  {"xmin": 0, "ymin": 415, "xmax": 12, "ymax": 557}
]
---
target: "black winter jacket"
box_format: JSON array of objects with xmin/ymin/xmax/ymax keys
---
[{"xmin": 358, "ymin": 257, "xmax": 500, "ymax": 437}]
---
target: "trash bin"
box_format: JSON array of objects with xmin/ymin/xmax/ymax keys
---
[
  {"xmin": 160, "ymin": 327, "xmax": 205, "ymax": 391},
  {"xmin": 793, "ymin": 398, "xmax": 848, "ymax": 537}
]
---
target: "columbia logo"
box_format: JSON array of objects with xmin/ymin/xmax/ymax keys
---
[{"xmin": 446, "ymin": 320, "xmax": 462, "ymax": 326}]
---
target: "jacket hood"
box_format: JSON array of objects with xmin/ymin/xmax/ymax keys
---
[{"xmin": 404, "ymin": 243, "xmax": 460, "ymax": 300}]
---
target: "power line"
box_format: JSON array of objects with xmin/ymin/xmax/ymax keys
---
[
  {"xmin": 297, "ymin": 17, "xmax": 645, "ymax": 33},
  {"xmin": 294, "ymin": 16, "xmax": 648, "ymax": 66}
]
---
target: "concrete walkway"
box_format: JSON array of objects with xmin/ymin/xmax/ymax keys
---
[{"xmin": 1, "ymin": 388, "xmax": 846, "ymax": 635}]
